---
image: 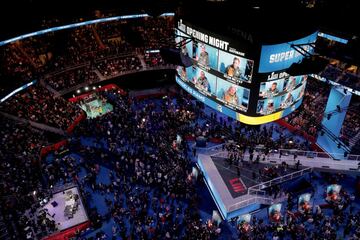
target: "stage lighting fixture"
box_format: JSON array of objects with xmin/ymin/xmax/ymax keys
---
[
  {"xmin": 76, "ymin": 89, "xmax": 81, "ymax": 94},
  {"xmin": 93, "ymin": 86, "xmax": 96, "ymax": 90}
]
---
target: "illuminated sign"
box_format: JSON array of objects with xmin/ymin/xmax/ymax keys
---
[{"xmin": 258, "ymin": 32, "xmax": 318, "ymax": 73}]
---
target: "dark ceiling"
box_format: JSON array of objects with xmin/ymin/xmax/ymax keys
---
[{"xmin": 0, "ymin": 0, "xmax": 358, "ymax": 42}]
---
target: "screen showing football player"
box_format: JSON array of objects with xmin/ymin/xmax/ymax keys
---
[
  {"xmin": 197, "ymin": 44, "xmax": 209, "ymax": 67},
  {"xmin": 221, "ymin": 85, "xmax": 239, "ymax": 106},
  {"xmin": 195, "ymin": 70, "xmax": 211, "ymax": 93},
  {"xmin": 281, "ymin": 92, "xmax": 294, "ymax": 108},
  {"xmin": 265, "ymin": 100, "xmax": 275, "ymax": 114},
  {"xmin": 225, "ymin": 57, "xmax": 241, "ymax": 79},
  {"xmin": 285, "ymin": 76, "xmax": 296, "ymax": 91},
  {"xmin": 266, "ymin": 82, "xmax": 279, "ymax": 97}
]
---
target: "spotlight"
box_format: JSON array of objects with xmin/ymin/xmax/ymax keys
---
[
  {"xmin": 85, "ymin": 86, "xmax": 89, "ymax": 91},
  {"xmin": 93, "ymin": 86, "xmax": 96, "ymax": 90},
  {"xmin": 76, "ymin": 90, "xmax": 81, "ymax": 94},
  {"xmin": 33, "ymin": 190, "xmax": 37, "ymax": 196},
  {"xmin": 142, "ymin": 118, "xmax": 146, "ymax": 122}
]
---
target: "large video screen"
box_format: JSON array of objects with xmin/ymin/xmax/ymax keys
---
[
  {"xmin": 175, "ymin": 20, "xmax": 308, "ymax": 125},
  {"xmin": 175, "ymin": 27, "xmax": 254, "ymax": 84},
  {"xmin": 218, "ymin": 50, "xmax": 254, "ymax": 83},
  {"xmin": 193, "ymin": 41, "xmax": 218, "ymax": 69},
  {"xmin": 258, "ymin": 32, "xmax": 318, "ymax": 73},
  {"xmin": 257, "ymin": 80, "xmax": 306, "ymax": 115},
  {"xmin": 259, "ymin": 74, "xmax": 307, "ymax": 98},
  {"xmin": 177, "ymin": 66, "xmax": 250, "ymax": 112}
]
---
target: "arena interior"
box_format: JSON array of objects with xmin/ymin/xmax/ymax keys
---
[{"xmin": 0, "ymin": 0, "xmax": 360, "ymax": 239}]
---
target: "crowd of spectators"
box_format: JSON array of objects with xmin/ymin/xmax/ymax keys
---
[
  {"xmin": 284, "ymin": 79, "xmax": 330, "ymax": 137},
  {"xmin": 132, "ymin": 17, "xmax": 175, "ymax": 50},
  {"xmin": 0, "ymin": 86, "xmax": 359, "ymax": 239},
  {"xmin": 320, "ymin": 64, "xmax": 360, "ymax": 91},
  {"xmin": 0, "ymin": 116, "xmax": 61, "ymax": 238},
  {"xmin": 0, "ymin": 84, "xmax": 83, "ymax": 130},
  {"xmin": 144, "ymin": 52, "xmax": 165, "ymax": 67},
  {"xmin": 95, "ymin": 55, "xmax": 142, "ymax": 78},
  {"xmin": 0, "ymin": 15, "xmax": 175, "ymax": 97},
  {"xmin": 46, "ymin": 66, "xmax": 99, "ymax": 91},
  {"xmin": 1, "ymin": 13, "xmax": 360, "ymax": 240}
]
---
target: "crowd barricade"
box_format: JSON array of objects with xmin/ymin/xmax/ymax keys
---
[
  {"xmin": 66, "ymin": 112, "xmax": 87, "ymax": 134},
  {"xmin": 40, "ymin": 139, "xmax": 69, "ymax": 158},
  {"xmin": 276, "ymin": 119, "xmax": 323, "ymax": 152},
  {"xmin": 41, "ymin": 221, "xmax": 91, "ymax": 240}
]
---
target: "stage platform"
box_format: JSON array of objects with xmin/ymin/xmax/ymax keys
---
[
  {"xmin": 197, "ymin": 152, "xmax": 311, "ymax": 220},
  {"xmin": 44, "ymin": 186, "xmax": 89, "ymax": 231},
  {"xmin": 80, "ymin": 98, "xmax": 113, "ymax": 119}
]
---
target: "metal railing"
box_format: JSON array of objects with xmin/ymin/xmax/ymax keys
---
[
  {"xmin": 247, "ymin": 167, "xmax": 313, "ymax": 193},
  {"xmin": 208, "ymin": 150, "xmax": 313, "ymax": 213},
  {"xmin": 227, "ymin": 191, "xmax": 289, "ymax": 212},
  {"xmin": 210, "ymin": 146, "xmax": 360, "ymax": 161},
  {"xmin": 227, "ymin": 168, "xmax": 311, "ymax": 212}
]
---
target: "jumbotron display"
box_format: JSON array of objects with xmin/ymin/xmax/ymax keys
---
[{"xmin": 175, "ymin": 19, "xmax": 315, "ymax": 125}]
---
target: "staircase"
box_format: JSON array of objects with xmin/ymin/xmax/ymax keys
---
[
  {"xmin": 137, "ymin": 54, "xmax": 147, "ymax": 69},
  {"xmin": 39, "ymin": 78, "xmax": 60, "ymax": 97},
  {"xmin": 91, "ymin": 25, "xmax": 106, "ymax": 49},
  {"xmin": 94, "ymin": 69, "xmax": 105, "ymax": 81}
]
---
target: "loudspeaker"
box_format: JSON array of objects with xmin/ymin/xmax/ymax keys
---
[{"xmin": 160, "ymin": 48, "xmax": 193, "ymax": 67}]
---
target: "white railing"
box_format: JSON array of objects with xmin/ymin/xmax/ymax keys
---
[
  {"xmin": 227, "ymin": 168, "xmax": 311, "ymax": 212},
  {"xmin": 211, "ymin": 147, "xmax": 360, "ymax": 162},
  {"xmin": 227, "ymin": 192, "xmax": 289, "ymax": 212},
  {"xmin": 247, "ymin": 167, "xmax": 313, "ymax": 193}
]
